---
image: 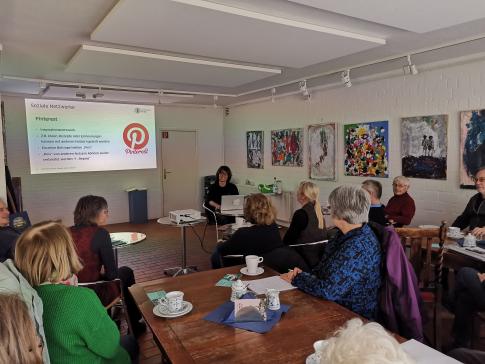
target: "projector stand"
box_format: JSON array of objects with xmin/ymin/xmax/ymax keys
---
[{"xmin": 164, "ymin": 223, "xmax": 199, "ymax": 277}]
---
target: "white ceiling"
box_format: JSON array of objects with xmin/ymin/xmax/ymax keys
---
[{"xmin": 1, "ymin": 0, "xmax": 485, "ymax": 105}]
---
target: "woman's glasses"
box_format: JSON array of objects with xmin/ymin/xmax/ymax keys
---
[{"xmin": 472, "ymin": 177, "xmax": 485, "ymax": 183}]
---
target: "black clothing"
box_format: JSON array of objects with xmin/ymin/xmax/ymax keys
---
[
  {"xmin": 211, "ymin": 223, "xmax": 283, "ymax": 268},
  {"xmin": 369, "ymin": 205, "xmax": 388, "ymax": 226},
  {"xmin": 453, "ymin": 193, "xmax": 485, "ymax": 229},
  {"xmin": 451, "ymin": 267, "xmax": 485, "ymax": 347},
  {"xmin": 92, "ymin": 228, "xmax": 119, "ymax": 280},
  {"xmin": 283, "ymin": 202, "xmax": 327, "ymax": 268},
  {"xmin": 206, "ymin": 182, "xmax": 239, "ymax": 225},
  {"xmin": 0, "ymin": 226, "xmax": 19, "ymax": 262},
  {"xmin": 448, "ymin": 348, "xmax": 485, "ymax": 364}
]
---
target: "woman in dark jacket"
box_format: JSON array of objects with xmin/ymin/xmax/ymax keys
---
[
  {"xmin": 70, "ymin": 195, "xmax": 145, "ymax": 335},
  {"xmin": 283, "ymin": 181, "xmax": 328, "ymax": 267},
  {"xmin": 206, "ymin": 165, "xmax": 239, "ymax": 225}
]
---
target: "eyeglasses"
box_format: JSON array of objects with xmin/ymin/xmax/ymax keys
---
[
  {"xmin": 392, "ymin": 183, "xmax": 408, "ymax": 188},
  {"xmin": 472, "ymin": 177, "xmax": 485, "ymax": 183}
]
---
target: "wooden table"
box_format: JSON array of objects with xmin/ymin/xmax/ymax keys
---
[
  {"xmin": 129, "ymin": 266, "xmax": 391, "ymax": 364},
  {"xmin": 444, "ymin": 241, "xmax": 485, "ymax": 271}
]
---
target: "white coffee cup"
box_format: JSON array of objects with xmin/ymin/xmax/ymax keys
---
[
  {"xmin": 235, "ymin": 217, "xmax": 244, "ymax": 227},
  {"xmin": 245, "ymin": 255, "xmax": 263, "ymax": 274},
  {"xmin": 159, "ymin": 291, "xmax": 184, "ymax": 313},
  {"xmin": 448, "ymin": 227, "xmax": 460, "ymax": 236}
]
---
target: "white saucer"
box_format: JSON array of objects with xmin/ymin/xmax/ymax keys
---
[
  {"xmin": 447, "ymin": 232, "xmax": 464, "ymax": 239},
  {"xmin": 153, "ymin": 301, "xmax": 193, "ymax": 318},
  {"xmin": 240, "ymin": 267, "xmax": 264, "ymax": 276},
  {"xmin": 419, "ymin": 225, "xmax": 439, "ymax": 229}
]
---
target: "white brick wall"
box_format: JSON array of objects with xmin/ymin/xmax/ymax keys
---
[{"xmin": 224, "ymin": 59, "xmax": 485, "ymax": 226}]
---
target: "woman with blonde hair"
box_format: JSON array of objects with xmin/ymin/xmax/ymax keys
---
[
  {"xmin": 0, "ymin": 294, "xmax": 43, "ymax": 364},
  {"xmin": 283, "ymin": 181, "xmax": 328, "ymax": 267},
  {"xmin": 15, "ymin": 221, "xmax": 136, "ymax": 364},
  {"xmin": 211, "ymin": 193, "xmax": 282, "ymax": 268}
]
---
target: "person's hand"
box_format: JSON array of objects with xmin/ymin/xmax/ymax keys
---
[
  {"xmin": 388, "ymin": 219, "xmax": 396, "ymax": 225},
  {"xmin": 471, "ymin": 227, "xmax": 485, "ymax": 238},
  {"xmin": 478, "ymin": 272, "xmax": 485, "ymax": 283},
  {"xmin": 280, "ymin": 267, "xmax": 302, "ymax": 283}
]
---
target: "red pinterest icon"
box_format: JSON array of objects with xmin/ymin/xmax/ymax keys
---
[{"xmin": 123, "ymin": 123, "xmax": 149, "ymax": 150}]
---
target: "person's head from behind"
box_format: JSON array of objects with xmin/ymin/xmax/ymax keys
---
[
  {"xmin": 216, "ymin": 165, "xmax": 232, "ymax": 186},
  {"xmin": 297, "ymin": 181, "xmax": 325, "ymax": 229},
  {"xmin": 473, "ymin": 166, "xmax": 485, "ymax": 197},
  {"xmin": 328, "ymin": 185, "xmax": 370, "ymax": 228},
  {"xmin": 15, "ymin": 221, "xmax": 83, "ymax": 286},
  {"xmin": 244, "ymin": 193, "xmax": 276, "ymax": 226},
  {"xmin": 320, "ymin": 318, "xmax": 414, "ymax": 364},
  {"xmin": 392, "ymin": 176, "xmax": 410, "ymax": 196},
  {"xmin": 0, "ymin": 198, "xmax": 10, "ymax": 227},
  {"xmin": 362, "ymin": 179, "xmax": 382, "ymax": 204},
  {"xmin": 0, "ymin": 294, "xmax": 43, "ymax": 364},
  {"xmin": 74, "ymin": 195, "xmax": 109, "ymax": 226}
]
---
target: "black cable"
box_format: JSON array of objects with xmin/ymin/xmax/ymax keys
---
[{"xmin": 189, "ymin": 222, "xmax": 213, "ymax": 254}]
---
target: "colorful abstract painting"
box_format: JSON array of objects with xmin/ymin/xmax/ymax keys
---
[
  {"xmin": 271, "ymin": 128, "xmax": 303, "ymax": 167},
  {"xmin": 460, "ymin": 109, "xmax": 485, "ymax": 188},
  {"xmin": 344, "ymin": 121, "xmax": 389, "ymax": 177},
  {"xmin": 401, "ymin": 115, "xmax": 447, "ymax": 179},
  {"xmin": 246, "ymin": 131, "xmax": 264, "ymax": 168},
  {"xmin": 308, "ymin": 123, "xmax": 336, "ymax": 180}
]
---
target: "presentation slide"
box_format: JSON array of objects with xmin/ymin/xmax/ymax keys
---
[{"xmin": 25, "ymin": 99, "xmax": 157, "ymax": 174}]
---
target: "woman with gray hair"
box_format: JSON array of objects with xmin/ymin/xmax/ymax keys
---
[
  {"xmin": 281, "ymin": 185, "xmax": 382, "ymax": 319},
  {"xmin": 384, "ymin": 176, "xmax": 416, "ymax": 227}
]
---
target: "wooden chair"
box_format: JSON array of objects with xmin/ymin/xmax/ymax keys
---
[
  {"xmin": 78, "ymin": 278, "xmax": 133, "ymax": 335},
  {"xmin": 395, "ymin": 221, "xmax": 447, "ymax": 350}
]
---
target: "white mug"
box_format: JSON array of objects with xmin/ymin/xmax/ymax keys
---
[
  {"xmin": 448, "ymin": 227, "xmax": 460, "ymax": 236},
  {"xmin": 159, "ymin": 291, "xmax": 184, "ymax": 313},
  {"xmin": 235, "ymin": 217, "xmax": 244, "ymax": 227},
  {"xmin": 245, "ymin": 255, "xmax": 263, "ymax": 274}
]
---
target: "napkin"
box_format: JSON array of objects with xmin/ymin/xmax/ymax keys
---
[{"xmin": 203, "ymin": 293, "xmax": 290, "ymax": 334}]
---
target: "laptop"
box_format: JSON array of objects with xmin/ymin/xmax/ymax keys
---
[{"xmin": 220, "ymin": 195, "xmax": 245, "ymax": 215}]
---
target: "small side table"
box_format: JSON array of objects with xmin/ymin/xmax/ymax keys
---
[
  {"xmin": 157, "ymin": 217, "xmax": 206, "ymax": 276},
  {"xmin": 109, "ymin": 232, "xmax": 146, "ymax": 267}
]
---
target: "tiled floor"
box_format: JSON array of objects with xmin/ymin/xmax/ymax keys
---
[{"xmin": 105, "ymin": 219, "xmax": 219, "ymax": 364}]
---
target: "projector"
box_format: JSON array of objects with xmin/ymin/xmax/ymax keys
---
[{"xmin": 168, "ymin": 209, "xmax": 202, "ymax": 224}]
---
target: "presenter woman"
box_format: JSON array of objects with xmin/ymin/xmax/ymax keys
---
[
  {"xmin": 70, "ymin": 195, "xmax": 145, "ymax": 336},
  {"xmin": 206, "ymin": 165, "xmax": 239, "ymax": 225}
]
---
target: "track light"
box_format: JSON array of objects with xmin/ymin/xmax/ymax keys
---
[
  {"xmin": 341, "ymin": 69, "xmax": 352, "ymax": 87},
  {"xmin": 92, "ymin": 86, "xmax": 104, "ymax": 99},
  {"xmin": 213, "ymin": 95, "xmax": 218, "ymax": 108},
  {"xmin": 404, "ymin": 55, "xmax": 419, "ymax": 75},
  {"xmin": 75, "ymin": 85, "xmax": 86, "ymax": 99},
  {"xmin": 298, "ymin": 80, "xmax": 311, "ymax": 100},
  {"xmin": 271, "ymin": 88, "xmax": 276, "ymax": 103}
]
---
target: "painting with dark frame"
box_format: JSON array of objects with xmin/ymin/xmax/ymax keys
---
[{"xmin": 460, "ymin": 109, "xmax": 485, "ymax": 188}]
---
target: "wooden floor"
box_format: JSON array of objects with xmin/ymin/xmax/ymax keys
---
[{"xmin": 105, "ymin": 220, "xmax": 484, "ymax": 363}]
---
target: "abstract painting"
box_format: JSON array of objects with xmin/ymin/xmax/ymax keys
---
[
  {"xmin": 308, "ymin": 123, "xmax": 336, "ymax": 180},
  {"xmin": 401, "ymin": 114, "xmax": 447, "ymax": 179},
  {"xmin": 271, "ymin": 128, "xmax": 303, "ymax": 167},
  {"xmin": 460, "ymin": 109, "xmax": 485, "ymax": 188},
  {"xmin": 246, "ymin": 131, "xmax": 264, "ymax": 168},
  {"xmin": 344, "ymin": 121, "xmax": 389, "ymax": 177}
]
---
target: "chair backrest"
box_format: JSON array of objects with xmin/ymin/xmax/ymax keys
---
[{"xmin": 395, "ymin": 222, "xmax": 447, "ymax": 288}]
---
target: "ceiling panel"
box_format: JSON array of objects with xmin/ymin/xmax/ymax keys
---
[
  {"xmin": 91, "ymin": 0, "xmax": 385, "ymax": 69},
  {"xmin": 65, "ymin": 45, "xmax": 280, "ymax": 87},
  {"xmin": 289, "ymin": 0, "xmax": 485, "ymax": 33}
]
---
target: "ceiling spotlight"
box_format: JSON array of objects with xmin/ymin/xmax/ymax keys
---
[
  {"xmin": 75, "ymin": 86, "xmax": 86, "ymax": 99},
  {"xmin": 341, "ymin": 69, "xmax": 352, "ymax": 87},
  {"xmin": 404, "ymin": 55, "xmax": 419, "ymax": 75},
  {"xmin": 92, "ymin": 86, "xmax": 104, "ymax": 99},
  {"xmin": 213, "ymin": 95, "xmax": 218, "ymax": 108},
  {"xmin": 299, "ymin": 80, "xmax": 307, "ymax": 93},
  {"xmin": 271, "ymin": 88, "xmax": 276, "ymax": 103}
]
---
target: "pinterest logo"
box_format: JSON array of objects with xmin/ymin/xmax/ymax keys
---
[{"xmin": 123, "ymin": 123, "xmax": 149, "ymax": 150}]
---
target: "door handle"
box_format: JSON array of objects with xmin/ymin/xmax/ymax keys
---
[{"xmin": 163, "ymin": 168, "xmax": 172, "ymax": 179}]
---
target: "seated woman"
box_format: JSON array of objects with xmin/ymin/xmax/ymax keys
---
[
  {"xmin": 281, "ymin": 185, "xmax": 381, "ymax": 320},
  {"xmin": 0, "ymin": 198, "xmax": 20, "ymax": 262},
  {"xmin": 70, "ymin": 195, "xmax": 145, "ymax": 335},
  {"xmin": 448, "ymin": 267, "xmax": 485, "ymax": 348},
  {"xmin": 0, "ymin": 294, "xmax": 43, "ymax": 364},
  {"xmin": 283, "ymin": 181, "xmax": 328, "ymax": 268},
  {"xmin": 452, "ymin": 166, "xmax": 485, "ymax": 236},
  {"xmin": 211, "ymin": 193, "xmax": 288, "ymax": 269},
  {"xmin": 206, "ymin": 165, "xmax": 239, "ymax": 225},
  {"xmin": 384, "ymin": 176, "xmax": 415, "ymax": 227},
  {"xmin": 15, "ymin": 221, "xmax": 137, "ymax": 364}
]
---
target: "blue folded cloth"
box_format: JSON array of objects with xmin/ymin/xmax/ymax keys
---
[
  {"xmin": 457, "ymin": 238, "xmax": 485, "ymax": 248},
  {"xmin": 203, "ymin": 294, "xmax": 290, "ymax": 334}
]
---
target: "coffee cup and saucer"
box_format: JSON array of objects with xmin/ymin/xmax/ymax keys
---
[
  {"xmin": 447, "ymin": 227, "xmax": 464, "ymax": 239},
  {"xmin": 306, "ymin": 339, "xmax": 329, "ymax": 364},
  {"xmin": 153, "ymin": 291, "xmax": 193, "ymax": 318},
  {"xmin": 240, "ymin": 255, "xmax": 264, "ymax": 276}
]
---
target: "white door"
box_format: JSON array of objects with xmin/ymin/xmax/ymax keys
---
[{"xmin": 161, "ymin": 130, "xmax": 198, "ymax": 216}]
